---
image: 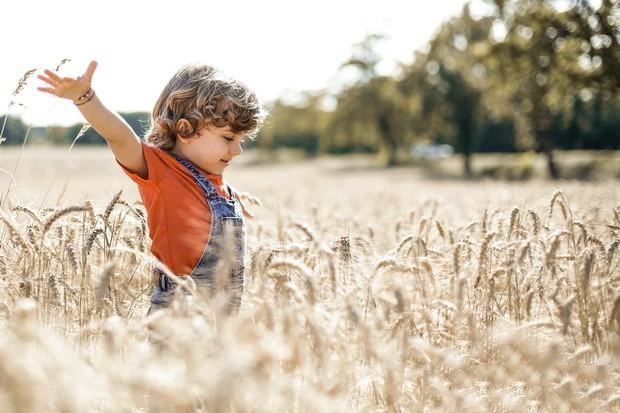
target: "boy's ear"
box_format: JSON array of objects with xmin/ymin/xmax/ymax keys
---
[{"xmin": 175, "ymin": 118, "xmax": 195, "ymax": 142}]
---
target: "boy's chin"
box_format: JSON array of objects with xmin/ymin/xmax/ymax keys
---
[{"xmin": 197, "ymin": 161, "xmax": 226, "ymax": 175}]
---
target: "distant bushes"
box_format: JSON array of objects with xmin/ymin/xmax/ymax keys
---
[{"xmin": 0, "ymin": 112, "xmax": 150, "ymax": 146}]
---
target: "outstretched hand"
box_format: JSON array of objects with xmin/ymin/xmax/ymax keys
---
[{"xmin": 37, "ymin": 60, "xmax": 98, "ymax": 102}]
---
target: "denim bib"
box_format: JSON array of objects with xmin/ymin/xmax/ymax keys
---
[{"xmin": 147, "ymin": 153, "xmax": 246, "ymax": 315}]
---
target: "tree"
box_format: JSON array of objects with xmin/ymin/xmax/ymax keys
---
[
  {"xmin": 257, "ymin": 92, "xmax": 329, "ymax": 155},
  {"xmin": 400, "ymin": 5, "xmax": 492, "ymax": 177},
  {"xmin": 482, "ymin": 0, "xmax": 619, "ymax": 178},
  {"xmin": 329, "ymin": 34, "xmax": 411, "ymax": 165},
  {"xmin": 0, "ymin": 115, "xmax": 29, "ymax": 145}
]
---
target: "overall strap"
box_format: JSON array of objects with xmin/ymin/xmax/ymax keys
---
[{"xmin": 171, "ymin": 153, "xmax": 219, "ymax": 199}]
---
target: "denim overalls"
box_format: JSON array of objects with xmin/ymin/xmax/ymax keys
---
[{"xmin": 147, "ymin": 154, "xmax": 246, "ymax": 315}]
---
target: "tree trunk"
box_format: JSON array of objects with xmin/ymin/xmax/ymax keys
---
[
  {"xmin": 378, "ymin": 114, "xmax": 399, "ymax": 167},
  {"xmin": 536, "ymin": 128, "xmax": 560, "ymax": 179},
  {"xmin": 463, "ymin": 153, "xmax": 473, "ymax": 178},
  {"xmin": 457, "ymin": 97, "xmax": 475, "ymax": 179},
  {"xmin": 387, "ymin": 147, "xmax": 399, "ymax": 166},
  {"xmin": 544, "ymin": 147, "xmax": 560, "ymax": 180}
]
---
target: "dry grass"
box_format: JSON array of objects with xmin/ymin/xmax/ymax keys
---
[{"xmin": 0, "ymin": 148, "xmax": 619, "ymax": 412}]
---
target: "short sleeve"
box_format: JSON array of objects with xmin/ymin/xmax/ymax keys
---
[{"xmin": 116, "ymin": 141, "xmax": 163, "ymax": 187}]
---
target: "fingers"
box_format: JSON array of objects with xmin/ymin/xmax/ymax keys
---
[
  {"xmin": 37, "ymin": 61, "xmax": 95, "ymax": 95},
  {"xmin": 43, "ymin": 69, "xmax": 61, "ymax": 82},
  {"xmin": 38, "ymin": 74, "xmax": 76, "ymax": 84},
  {"xmin": 84, "ymin": 60, "xmax": 97, "ymax": 82},
  {"xmin": 37, "ymin": 86, "xmax": 56, "ymax": 94},
  {"xmin": 37, "ymin": 74, "xmax": 58, "ymax": 86}
]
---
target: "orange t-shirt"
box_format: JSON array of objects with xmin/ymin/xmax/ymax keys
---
[{"xmin": 117, "ymin": 141, "xmax": 232, "ymax": 276}]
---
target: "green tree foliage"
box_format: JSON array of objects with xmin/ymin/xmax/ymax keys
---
[
  {"xmin": 65, "ymin": 112, "xmax": 150, "ymax": 145},
  {"xmin": 549, "ymin": 93, "xmax": 620, "ymax": 149},
  {"xmin": 482, "ymin": 0, "xmax": 619, "ymax": 178},
  {"xmin": 2, "ymin": 112, "xmax": 151, "ymax": 146},
  {"xmin": 0, "ymin": 115, "xmax": 29, "ymax": 145},
  {"xmin": 325, "ymin": 76, "xmax": 409, "ymax": 162},
  {"xmin": 327, "ymin": 34, "xmax": 411, "ymax": 165},
  {"xmin": 400, "ymin": 6, "xmax": 493, "ymax": 177},
  {"xmin": 257, "ymin": 93, "xmax": 328, "ymax": 155}
]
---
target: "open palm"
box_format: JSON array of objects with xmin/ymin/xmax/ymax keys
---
[{"xmin": 37, "ymin": 61, "xmax": 97, "ymax": 101}]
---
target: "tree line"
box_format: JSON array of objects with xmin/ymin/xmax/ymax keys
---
[{"xmin": 0, "ymin": 112, "xmax": 150, "ymax": 146}]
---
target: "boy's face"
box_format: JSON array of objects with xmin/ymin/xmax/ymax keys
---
[{"xmin": 176, "ymin": 125, "xmax": 245, "ymax": 175}]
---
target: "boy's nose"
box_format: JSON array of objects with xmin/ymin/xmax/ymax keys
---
[{"xmin": 230, "ymin": 142, "xmax": 243, "ymax": 156}]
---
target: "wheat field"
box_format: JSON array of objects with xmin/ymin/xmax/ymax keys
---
[{"xmin": 0, "ymin": 147, "xmax": 619, "ymax": 412}]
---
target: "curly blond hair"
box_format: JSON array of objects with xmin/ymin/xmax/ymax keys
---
[{"xmin": 145, "ymin": 64, "xmax": 266, "ymax": 150}]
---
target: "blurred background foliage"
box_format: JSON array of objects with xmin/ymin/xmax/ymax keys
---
[{"xmin": 1, "ymin": 0, "xmax": 618, "ymax": 179}]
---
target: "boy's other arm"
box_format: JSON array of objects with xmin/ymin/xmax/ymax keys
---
[{"xmin": 37, "ymin": 61, "xmax": 148, "ymax": 179}]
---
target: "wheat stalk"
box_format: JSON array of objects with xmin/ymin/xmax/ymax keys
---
[
  {"xmin": 42, "ymin": 206, "xmax": 87, "ymax": 234},
  {"xmin": 0, "ymin": 210, "xmax": 31, "ymax": 252}
]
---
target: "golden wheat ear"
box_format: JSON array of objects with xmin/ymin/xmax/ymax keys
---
[
  {"xmin": 239, "ymin": 197, "xmax": 255, "ymax": 219},
  {"xmin": 231, "ymin": 187, "xmax": 261, "ymax": 219}
]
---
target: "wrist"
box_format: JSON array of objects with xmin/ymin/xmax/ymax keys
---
[{"xmin": 73, "ymin": 88, "xmax": 95, "ymax": 106}]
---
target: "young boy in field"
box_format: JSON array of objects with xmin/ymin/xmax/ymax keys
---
[{"xmin": 37, "ymin": 61, "xmax": 265, "ymax": 315}]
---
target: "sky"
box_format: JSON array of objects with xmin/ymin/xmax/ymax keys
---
[{"xmin": 1, "ymin": 0, "xmax": 493, "ymax": 127}]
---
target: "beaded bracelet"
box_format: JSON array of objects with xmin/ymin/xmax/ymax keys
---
[
  {"xmin": 74, "ymin": 88, "xmax": 95, "ymax": 106},
  {"xmin": 74, "ymin": 88, "xmax": 91, "ymax": 102}
]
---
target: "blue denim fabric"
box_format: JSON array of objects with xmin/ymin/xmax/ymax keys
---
[{"xmin": 147, "ymin": 153, "xmax": 246, "ymax": 315}]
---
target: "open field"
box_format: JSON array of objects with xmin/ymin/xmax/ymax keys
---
[{"xmin": 0, "ymin": 147, "xmax": 620, "ymax": 412}]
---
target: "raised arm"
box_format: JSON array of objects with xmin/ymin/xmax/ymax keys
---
[{"xmin": 37, "ymin": 61, "xmax": 147, "ymax": 178}]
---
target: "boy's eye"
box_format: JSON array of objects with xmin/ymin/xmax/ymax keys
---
[{"xmin": 224, "ymin": 136, "xmax": 234, "ymax": 141}]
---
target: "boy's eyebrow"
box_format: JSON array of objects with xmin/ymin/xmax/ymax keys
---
[{"xmin": 222, "ymin": 131, "xmax": 245, "ymax": 140}]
